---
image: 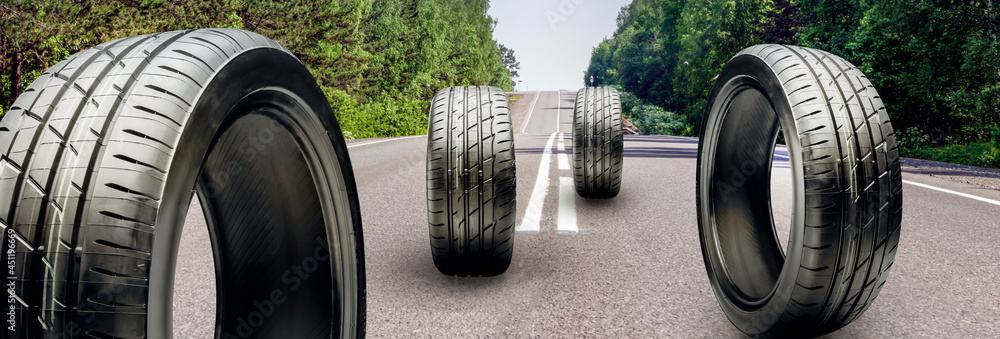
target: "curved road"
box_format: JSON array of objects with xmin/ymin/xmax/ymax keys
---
[{"xmin": 174, "ymin": 90, "xmax": 1000, "ymax": 337}]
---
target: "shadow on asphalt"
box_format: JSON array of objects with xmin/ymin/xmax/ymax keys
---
[
  {"xmin": 625, "ymin": 136, "xmax": 701, "ymax": 144},
  {"xmin": 623, "ymin": 147, "xmax": 698, "ymax": 159},
  {"xmin": 514, "ymin": 146, "xmax": 698, "ymax": 160},
  {"xmin": 392, "ymin": 230, "xmax": 512, "ymax": 289}
]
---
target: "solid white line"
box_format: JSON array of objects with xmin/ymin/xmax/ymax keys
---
[
  {"xmin": 557, "ymin": 153, "xmax": 570, "ymax": 170},
  {"xmin": 520, "ymin": 92, "xmax": 541, "ymax": 134},
  {"xmin": 557, "ymin": 142, "xmax": 565, "ymax": 151},
  {"xmin": 518, "ymin": 132, "xmax": 558, "ymax": 233},
  {"xmin": 347, "ymin": 135, "xmax": 424, "ymax": 149},
  {"xmin": 558, "ymin": 132, "xmax": 565, "ymax": 142},
  {"xmin": 557, "ymin": 177, "xmax": 578, "ymax": 234},
  {"xmin": 903, "ymin": 179, "xmax": 1000, "ymax": 207}
]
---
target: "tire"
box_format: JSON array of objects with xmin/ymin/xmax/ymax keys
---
[
  {"xmin": 696, "ymin": 44, "xmax": 903, "ymax": 338},
  {"xmin": 0, "ymin": 29, "xmax": 365, "ymax": 338},
  {"xmin": 572, "ymin": 87, "xmax": 624, "ymax": 199},
  {"xmin": 426, "ymin": 86, "xmax": 516, "ymax": 277}
]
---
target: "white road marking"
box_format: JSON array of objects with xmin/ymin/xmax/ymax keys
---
[
  {"xmin": 557, "ymin": 177, "xmax": 578, "ymax": 234},
  {"xmin": 520, "ymin": 92, "xmax": 541, "ymax": 134},
  {"xmin": 557, "ymin": 153, "xmax": 570, "ymax": 170},
  {"xmin": 518, "ymin": 132, "xmax": 558, "ymax": 233},
  {"xmin": 556, "ymin": 92, "xmax": 561, "ymax": 133},
  {"xmin": 903, "ymin": 180, "xmax": 1000, "ymax": 207},
  {"xmin": 558, "ymin": 132, "xmax": 565, "ymax": 142},
  {"xmin": 557, "ymin": 142, "xmax": 565, "ymax": 151},
  {"xmin": 347, "ymin": 135, "xmax": 424, "ymax": 149}
]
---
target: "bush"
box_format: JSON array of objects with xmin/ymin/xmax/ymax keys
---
[
  {"xmin": 629, "ymin": 104, "xmax": 689, "ymax": 136},
  {"xmin": 327, "ymin": 89, "xmax": 428, "ymax": 140}
]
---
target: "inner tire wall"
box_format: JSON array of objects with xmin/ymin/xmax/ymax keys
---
[
  {"xmin": 696, "ymin": 44, "xmax": 903, "ymax": 338},
  {"xmin": 426, "ymin": 86, "xmax": 516, "ymax": 277},
  {"xmin": 572, "ymin": 87, "xmax": 624, "ymax": 199}
]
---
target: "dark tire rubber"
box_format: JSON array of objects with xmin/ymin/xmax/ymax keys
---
[
  {"xmin": 572, "ymin": 87, "xmax": 624, "ymax": 199},
  {"xmin": 426, "ymin": 86, "xmax": 516, "ymax": 277},
  {"xmin": 0, "ymin": 29, "xmax": 365, "ymax": 338},
  {"xmin": 696, "ymin": 44, "xmax": 903, "ymax": 338}
]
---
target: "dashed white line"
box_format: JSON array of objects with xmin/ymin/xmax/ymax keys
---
[
  {"xmin": 903, "ymin": 180, "xmax": 1000, "ymax": 207},
  {"xmin": 518, "ymin": 132, "xmax": 558, "ymax": 233},
  {"xmin": 557, "ymin": 177, "xmax": 578, "ymax": 234},
  {"xmin": 557, "ymin": 142, "xmax": 565, "ymax": 151},
  {"xmin": 557, "ymin": 153, "xmax": 570, "ymax": 170},
  {"xmin": 558, "ymin": 132, "xmax": 565, "ymax": 142}
]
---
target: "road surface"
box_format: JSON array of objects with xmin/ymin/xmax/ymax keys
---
[{"xmin": 174, "ymin": 90, "xmax": 1000, "ymax": 338}]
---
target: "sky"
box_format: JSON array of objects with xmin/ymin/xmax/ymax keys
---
[{"xmin": 489, "ymin": 0, "xmax": 632, "ymax": 91}]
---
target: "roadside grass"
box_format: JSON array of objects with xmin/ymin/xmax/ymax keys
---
[
  {"xmin": 903, "ymin": 141, "xmax": 1000, "ymax": 170},
  {"xmin": 507, "ymin": 94, "xmax": 522, "ymax": 107}
]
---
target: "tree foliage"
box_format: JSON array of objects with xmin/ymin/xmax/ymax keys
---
[
  {"xmin": 1, "ymin": 0, "xmax": 516, "ymax": 138},
  {"xmin": 499, "ymin": 44, "xmax": 520, "ymax": 79},
  {"xmin": 586, "ymin": 0, "xmax": 1000, "ymax": 143}
]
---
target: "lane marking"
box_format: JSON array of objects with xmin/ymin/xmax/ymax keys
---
[
  {"xmin": 903, "ymin": 180, "xmax": 1000, "ymax": 207},
  {"xmin": 557, "ymin": 177, "xmax": 578, "ymax": 234},
  {"xmin": 518, "ymin": 132, "xmax": 558, "ymax": 233},
  {"xmin": 520, "ymin": 92, "xmax": 541, "ymax": 134},
  {"xmin": 556, "ymin": 91, "xmax": 561, "ymax": 133},
  {"xmin": 558, "ymin": 132, "xmax": 565, "ymax": 142},
  {"xmin": 557, "ymin": 153, "xmax": 570, "ymax": 170},
  {"xmin": 347, "ymin": 135, "xmax": 424, "ymax": 149},
  {"xmin": 557, "ymin": 142, "xmax": 565, "ymax": 151}
]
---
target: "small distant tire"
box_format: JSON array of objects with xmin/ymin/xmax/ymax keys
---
[{"xmin": 572, "ymin": 86, "xmax": 624, "ymax": 199}]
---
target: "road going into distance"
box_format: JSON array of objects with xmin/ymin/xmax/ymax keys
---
[{"xmin": 174, "ymin": 91, "xmax": 1000, "ymax": 337}]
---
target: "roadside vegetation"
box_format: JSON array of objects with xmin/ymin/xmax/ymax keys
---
[
  {"xmin": 1, "ymin": 0, "xmax": 519, "ymax": 139},
  {"xmin": 587, "ymin": 0, "xmax": 999, "ymax": 169}
]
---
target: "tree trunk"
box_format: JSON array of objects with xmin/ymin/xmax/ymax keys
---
[{"xmin": 14, "ymin": 52, "xmax": 23, "ymax": 103}]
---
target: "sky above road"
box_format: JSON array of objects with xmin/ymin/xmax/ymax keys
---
[{"xmin": 489, "ymin": 0, "xmax": 632, "ymax": 91}]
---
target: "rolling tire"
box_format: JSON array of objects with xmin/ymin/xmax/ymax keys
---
[
  {"xmin": 426, "ymin": 86, "xmax": 516, "ymax": 277},
  {"xmin": 572, "ymin": 87, "xmax": 624, "ymax": 199},
  {"xmin": 0, "ymin": 29, "xmax": 365, "ymax": 338},
  {"xmin": 696, "ymin": 44, "xmax": 902, "ymax": 337}
]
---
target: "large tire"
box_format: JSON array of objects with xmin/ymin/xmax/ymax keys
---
[
  {"xmin": 0, "ymin": 29, "xmax": 365, "ymax": 338},
  {"xmin": 696, "ymin": 44, "xmax": 902, "ymax": 337},
  {"xmin": 572, "ymin": 87, "xmax": 624, "ymax": 199},
  {"xmin": 426, "ymin": 86, "xmax": 516, "ymax": 277}
]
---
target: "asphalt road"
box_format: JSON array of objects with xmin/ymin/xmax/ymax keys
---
[{"xmin": 174, "ymin": 90, "xmax": 1000, "ymax": 338}]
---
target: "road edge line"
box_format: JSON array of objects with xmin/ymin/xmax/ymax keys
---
[
  {"xmin": 902, "ymin": 179, "xmax": 1000, "ymax": 206},
  {"xmin": 520, "ymin": 92, "xmax": 541, "ymax": 134},
  {"xmin": 347, "ymin": 135, "xmax": 424, "ymax": 149}
]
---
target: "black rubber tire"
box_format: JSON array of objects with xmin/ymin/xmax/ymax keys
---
[
  {"xmin": 425, "ymin": 86, "xmax": 516, "ymax": 277},
  {"xmin": 0, "ymin": 29, "xmax": 365, "ymax": 338},
  {"xmin": 572, "ymin": 87, "xmax": 624, "ymax": 199},
  {"xmin": 696, "ymin": 44, "xmax": 902, "ymax": 338}
]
